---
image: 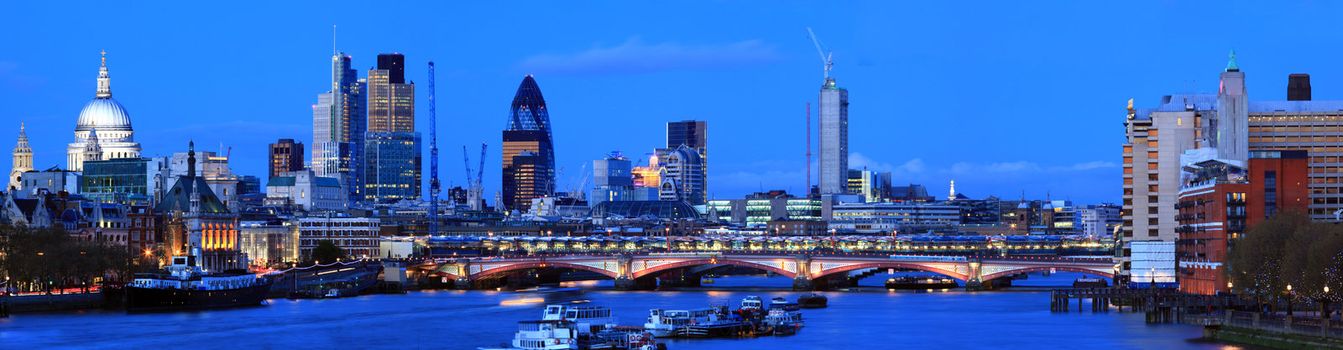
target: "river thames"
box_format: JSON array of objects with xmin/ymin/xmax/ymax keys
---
[{"xmin": 0, "ymin": 273, "xmax": 1249, "ymax": 349}]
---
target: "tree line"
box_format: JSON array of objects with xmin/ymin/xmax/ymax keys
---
[
  {"xmin": 1229, "ymin": 212, "xmax": 1343, "ymax": 314},
  {"xmin": 0, "ymin": 225, "xmax": 131, "ymax": 294}
]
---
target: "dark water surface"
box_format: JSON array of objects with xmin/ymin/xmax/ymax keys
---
[{"xmin": 0, "ymin": 273, "xmax": 1249, "ymax": 349}]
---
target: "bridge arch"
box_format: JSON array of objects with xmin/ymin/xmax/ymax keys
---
[
  {"xmin": 810, "ymin": 262, "xmax": 970, "ymax": 282},
  {"xmin": 980, "ymin": 266, "xmax": 1114, "ymax": 283},
  {"xmin": 632, "ymin": 259, "xmax": 798, "ymax": 279},
  {"xmin": 471, "ymin": 261, "xmax": 620, "ymax": 280}
]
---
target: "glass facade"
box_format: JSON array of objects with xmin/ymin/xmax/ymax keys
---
[
  {"xmin": 80, "ymin": 157, "xmax": 156, "ymax": 204},
  {"xmin": 364, "ymin": 132, "xmax": 422, "ymax": 202},
  {"xmin": 502, "ymin": 76, "xmax": 556, "ymax": 212}
]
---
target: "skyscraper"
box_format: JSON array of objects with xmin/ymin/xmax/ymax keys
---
[
  {"xmin": 656, "ymin": 145, "xmax": 706, "ymax": 205},
  {"xmin": 502, "ymin": 75, "xmax": 556, "ymax": 213},
  {"xmin": 364, "ymin": 53, "xmax": 420, "ymax": 202},
  {"xmin": 311, "ymin": 51, "xmax": 364, "ymax": 203},
  {"xmin": 667, "ymin": 120, "xmax": 708, "ymax": 204},
  {"xmin": 818, "ymin": 77, "xmax": 849, "ymax": 195},
  {"xmin": 268, "ymin": 138, "xmax": 305, "ymax": 178}
]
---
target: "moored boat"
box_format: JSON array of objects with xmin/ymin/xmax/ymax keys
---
[
  {"xmin": 796, "ymin": 293, "xmax": 828, "ymax": 308},
  {"xmin": 126, "ymin": 254, "xmax": 272, "ymax": 312},
  {"xmin": 885, "ymin": 276, "xmax": 958, "ymax": 290}
]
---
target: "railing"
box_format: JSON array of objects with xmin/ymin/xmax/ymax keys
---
[{"xmin": 1220, "ymin": 311, "xmax": 1343, "ymax": 339}]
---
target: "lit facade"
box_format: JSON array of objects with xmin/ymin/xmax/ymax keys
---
[
  {"xmin": 239, "ymin": 220, "xmax": 298, "ymax": 267},
  {"xmin": 268, "ymin": 138, "xmax": 305, "ymax": 178},
  {"xmin": 829, "ymin": 202, "xmax": 961, "ymax": 234},
  {"xmin": 502, "ymin": 76, "xmax": 556, "ymax": 212},
  {"xmin": 10, "ymin": 123, "xmax": 31, "ymax": 190},
  {"xmin": 1119, "ymin": 95, "xmax": 1205, "ymax": 283},
  {"xmin": 298, "ymin": 216, "xmax": 381, "ymax": 260},
  {"xmin": 79, "ymin": 157, "xmax": 169, "ymax": 204},
  {"xmin": 363, "ymin": 132, "xmax": 422, "ymax": 202}
]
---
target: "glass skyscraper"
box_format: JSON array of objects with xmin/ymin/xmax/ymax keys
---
[
  {"xmin": 502, "ymin": 75, "xmax": 556, "ymax": 213},
  {"xmin": 364, "ymin": 132, "xmax": 422, "ymax": 202},
  {"xmin": 818, "ymin": 77, "xmax": 849, "ymax": 195}
]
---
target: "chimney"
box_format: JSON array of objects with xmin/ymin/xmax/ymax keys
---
[{"xmin": 1288, "ymin": 73, "xmax": 1311, "ymax": 101}]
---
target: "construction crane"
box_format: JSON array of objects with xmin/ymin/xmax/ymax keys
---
[
  {"xmin": 462, "ymin": 143, "xmax": 487, "ymax": 211},
  {"xmin": 806, "ymin": 27, "xmax": 834, "ymax": 79},
  {"xmin": 427, "ymin": 61, "xmax": 440, "ymax": 236}
]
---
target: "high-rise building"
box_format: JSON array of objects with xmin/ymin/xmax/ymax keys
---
[
  {"xmin": 818, "ymin": 77, "xmax": 849, "ymax": 195},
  {"xmin": 502, "ymin": 75, "xmax": 556, "ymax": 213},
  {"xmin": 364, "ymin": 132, "xmax": 421, "ymax": 202},
  {"xmin": 10, "ymin": 123, "xmax": 31, "ymax": 190},
  {"xmin": 268, "ymin": 138, "xmax": 305, "ymax": 178},
  {"xmin": 591, "ymin": 152, "xmax": 633, "ymax": 206},
  {"xmin": 68, "ymin": 51, "xmax": 141, "ymax": 171},
  {"xmin": 847, "ymin": 169, "xmax": 891, "ymax": 203},
  {"xmin": 666, "ymin": 120, "xmax": 708, "ymax": 204},
  {"xmin": 1120, "ymin": 95, "xmax": 1205, "ymax": 283},
  {"xmin": 312, "ymin": 51, "xmax": 364, "ymax": 204},
  {"xmin": 656, "ymin": 145, "xmax": 707, "ymax": 205},
  {"xmin": 1215, "ymin": 51, "xmax": 1249, "ymax": 164},
  {"xmin": 363, "ymin": 53, "xmax": 419, "ymax": 203},
  {"xmin": 367, "ymin": 53, "xmax": 414, "ymax": 133}
]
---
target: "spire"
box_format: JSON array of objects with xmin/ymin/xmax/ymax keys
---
[
  {"xmin": 187, "ymin": 140, "xmax": 196, "ymax": 178},
  {"xmin": 96, "ymin": 50, "xmax": 112, "ymax": 98},
  {"xmin": 15, "ymin": 122, "xmax": 29, "ymax": 152},
  {"xmin": 1225, "ymin": 50, "xmax": 1239, "ymax": 72}
]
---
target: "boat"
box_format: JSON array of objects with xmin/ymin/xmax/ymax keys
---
[
  {"xmin": 762, "ymin": 308, "xmax": 803, "ymax": 336},
  {"xmin": 480, "ymin": 320, "xmax": 582, "ymax": 350},
  {"xmin": 740, "ymin": 296, "xmax": 764, "ymax": 311},
  {"xmin": 544, "ymin": 304, "xmax": 617, "ymax": 334},
  {"xmin": 796, "ymin": 294, "xmax": 828, "ymax": 308},
  {"xmin": 885, "ymin": 276, "xmax": 958, "ymax": 290},
  {"xmin": 1073, "ymin": 277, "xmax": 1108, "ymax": 288},
  {"xmin": 126, "ymin": 254, "xmax": 272, "ymax": 312},
  {"xmin": 769, "ymin": 296, "xmax": 799, "ymax": 311},
  {"xmin": 645, "ymin": 308, "xmax": 720, "ymax": 337},
  {"xmin": 676, "ymin": 307, "xmax": 751, "ymax": 338}
]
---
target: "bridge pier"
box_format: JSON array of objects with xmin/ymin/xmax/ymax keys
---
[
  {"xmin": 792, "ymin": 277, "xmax": 814, "ymax": 291},
  {"xmin": 614, "ymin": 277, "xmax": 657, "ymax": 291}
]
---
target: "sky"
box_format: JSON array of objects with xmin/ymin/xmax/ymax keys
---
[{"xmin": 4, "ymin": 1, "xmax": 1343, "ymax": 205}]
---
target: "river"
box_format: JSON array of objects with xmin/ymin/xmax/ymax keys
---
[{"xmin": 0, "ymin": 272, "xmax": 1250, "ymax": 349}]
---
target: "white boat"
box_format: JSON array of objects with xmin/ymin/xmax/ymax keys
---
[
  {"xmin": 543, "ymin": 304, "xmax": 617, "ymax": 334},
  {"xmin": 740, "ymin": 296, "xmax": 764, "ymax": 311},
  {"xmin": 644, "ymin": 308, "xmax": 720, "ymax": 337},
  {"xmin": 479, "ymin": 320, "xmax": 581, "ymax": 350}
]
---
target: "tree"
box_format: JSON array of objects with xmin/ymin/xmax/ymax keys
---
[
  {"xmin": 310, "ymin": 240, "xmax": 346, "ymax": 264},
  {"xmin": 1229, "ymin": 212, "xmax": 1305, "ymax": 309}
]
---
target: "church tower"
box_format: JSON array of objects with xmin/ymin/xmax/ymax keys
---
[
  {"xmin": 10, "ymin": 122, "xmax": 32, "ymax": 190},
  {"xmin": 84, "ymin": 128, "xmax": 103, "ymax": 163}
]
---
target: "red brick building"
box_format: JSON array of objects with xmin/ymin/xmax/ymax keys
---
[{"xmin": 1176, "ymin": 150, "xmax": 1308, "ymax": 295}]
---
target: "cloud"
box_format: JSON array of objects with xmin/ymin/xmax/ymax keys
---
[
  {"xmin": 849, "ymin": 153, "xmax": 926, "ymax": 174},
  {"xmin": 0, "ymin": 61, "xmax": 46, "ymax": 89},
  {"xmin": 518, "ymin": 38, "xmax": 780, "ymax": 75}
]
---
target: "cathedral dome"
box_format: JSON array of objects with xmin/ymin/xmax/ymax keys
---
[{"xmin": 76, "ymin": 98, "xmax": 132, "ymax": 132}]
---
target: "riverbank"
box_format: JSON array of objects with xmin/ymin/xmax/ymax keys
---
[
  {"xmin": 2, "ymin": 293, "xmax": 104, "ymax": 313},
  {"xmin": 1205, "ymin": 325, "xmax": 1343, "ymax": 349}
]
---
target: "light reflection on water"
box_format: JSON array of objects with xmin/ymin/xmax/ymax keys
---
[{"xmin": 0, "ymin": 272, "xmax": 1252, "ymax": 350}]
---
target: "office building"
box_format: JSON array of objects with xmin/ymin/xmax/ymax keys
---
[
  {"xmin": 363, "ymin": 132, "xmax": 421, "ymax": 202},
  {"xmin": 707, "ymin": 191, "xmax": 821, "ymax": 227},
  {"xmin": 17, "ymin": 167, "xmax": 80, "ymax": 197},
  {"xmin": 238, "ymin": 220, "xmax": 298, "ymax": 267},
  {"xmin": 367, "ymin": 53, "xmax": 415, "ymax": 133},
  {"xmin": 79, "ymin": 157, "xmax": 169, "ymax": 204},
  {"xmin": 591, "ymin": 152, "xmax": 633, "ymax": 206},
  {"xmin": 68, "ymin": 52, "xmax": 141, "ymax": 171},
  {"xmin": 666, "ymin": 120, "xmax": 707, "ymax": 201},
  {"xmin": 502, "ymin": 76, "xmax": 556, "ymax": 212},
  {"xmin": 269, "ymin": 138, "xmax": 305, "ymax": 178},
  {"xmin": 312, "ymin": 52, "xmax": 365, "ymax": 204},
  {"xmin": 1120, "ymin": 94, "xmax": 1205, "ymax": 283},
  {"xmin": 656, "ymin": 145, "xmax": 706, "ymax": 205},
  {"xmin": 170, "ymin": 150, "xmax": 240, "ymax": 211},
  {"xmin": 847, "ymin": 169, "xmax": 891, "ymax": 203},
  {"xmin": 818, "ymin": 77, "xmax": 849, "ymax": 195},
  {"xmin": 297, "ymin": 216, "xmax": 381, "ymax": 260},
  {"xmin": 828, "ymin": 202, "xmax": 962, "ymax": 234},
  {"xmin": 266, "ymin": 169, "xmax": 345, "ymax": 211}
]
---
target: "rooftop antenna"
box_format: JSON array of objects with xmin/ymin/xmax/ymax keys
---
[
  {"xmin": 428, "ymin": 61, "xmax": 440, "ymax": 235},
  {"xmin": 806, "ymin": 27, "xmax": 834, "ymax": 80}
]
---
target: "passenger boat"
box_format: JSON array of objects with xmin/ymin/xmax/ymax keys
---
[
  {"xmin": 885, "ymin": 276, "xmax": 958, "ymax": 290},
  {"xmin": 645, "ymin": 308, "xmax": 721, "ymax": 337},
  {"xmin": 675, "ymin": 307, "xmax": 751, "ymax": 338},
  {"xmin": 484, "ymin": 305, "xmax": 663, "ymax": 350},
  {"xmin": 544, "ymin": 304, "xmax": 618, "ymax": 334},
  {"xmin": 762, "ymin": 308, "xmax": 803, "ymax": 336},
  {"xmin": 126, "ymin": 254, "xmax": 272, "ymax": 312},
  {"xmin": 796, "ymin": 293, "xmax": 828, "ymax": 308},
  {"xmin": 740, "ymin": 296, "xmax": 764, "ymax": 311},
  {"xmin": 480, "ymin": 320, "xmax": 582, "ymax": 350}
]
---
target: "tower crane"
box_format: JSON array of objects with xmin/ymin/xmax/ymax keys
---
[
  {"xmin": 806, "ymin": 27, "xmax": 834, "ymax": 79},
  {"xmin": 428, "ymin": 61, "xmax": 441, "ymax": 235}
]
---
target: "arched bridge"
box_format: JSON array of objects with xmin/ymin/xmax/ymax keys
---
[{"xmin": 414, "ymin": 253, "xmax": 1115, "ymax": 291}]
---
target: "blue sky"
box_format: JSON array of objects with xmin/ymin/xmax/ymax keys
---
[{"xmin": 3, "ymin": 1, "xmax": 1343, "ymax": 204}]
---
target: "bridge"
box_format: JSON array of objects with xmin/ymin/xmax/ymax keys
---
[{"xmin": 412, "ymin": 253, "xmax": 1115, "ymax": 291}]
